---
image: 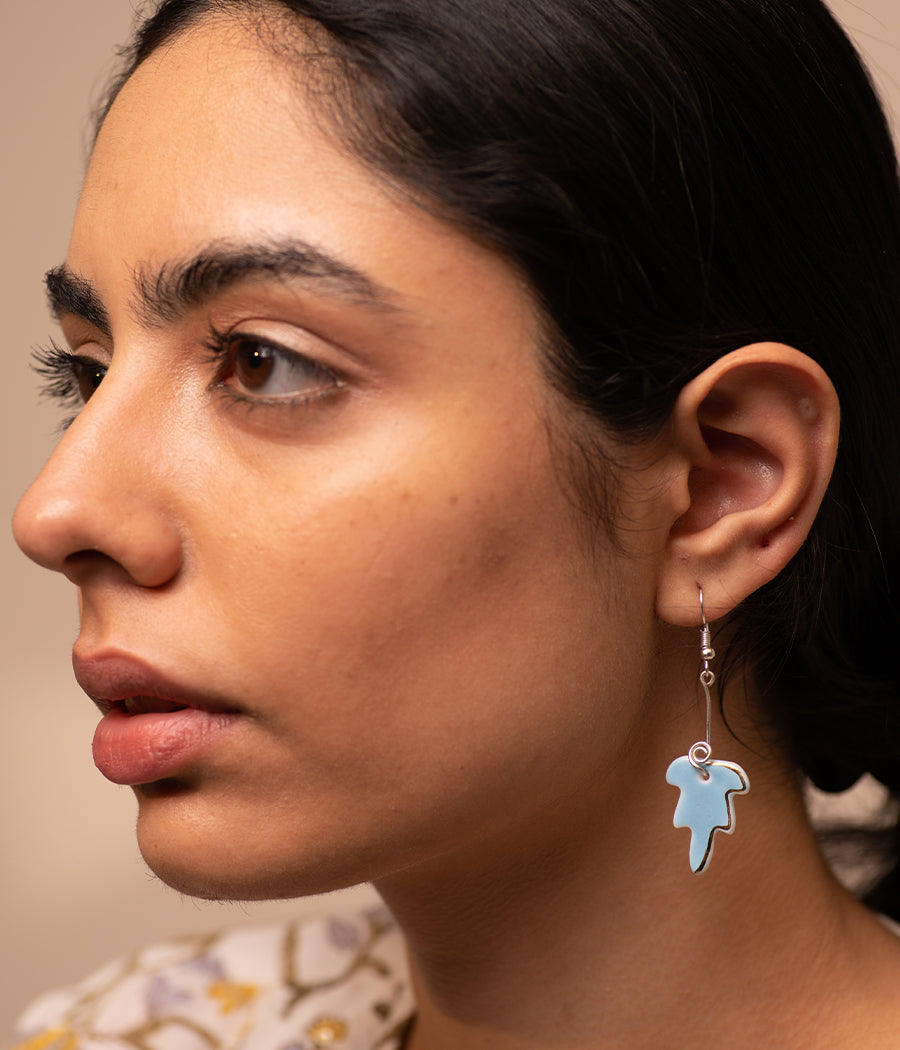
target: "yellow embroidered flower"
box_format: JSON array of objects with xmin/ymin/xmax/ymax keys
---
[
  {"xmin": 11, "ymin": 1025, "xmax": 79, "ymax": 1050},
  {"xmin": 307, "ymin": 1016, "xmax": 348, "ymax": 1046},
  {"xmin": 207, "ymin": 980, "xmax": 259, "ymax": 1015}
]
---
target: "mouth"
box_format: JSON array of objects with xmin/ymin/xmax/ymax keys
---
[
  {"xmin": 74, "ymin": 651, "xmax": 239, "ymax": 716},
  {"xmin": 99, "ymin": 696, "xmax": 191, "ymax": 716},
  {"xmin": 73, "ymin": 651, "xmax": 243, "ymax": 785}
]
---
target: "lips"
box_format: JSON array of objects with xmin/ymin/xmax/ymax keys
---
[
  {"xmin": 73, "ymin": 652, "xmax": 236, "ymax": 715},
  {"xmin": 74, "ymin": 652, "xmax": 242, "ymax": 786}
]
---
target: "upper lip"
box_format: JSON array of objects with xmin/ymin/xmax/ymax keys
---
[{"xmin": 73, "ymin": 651, "xmax": 239, "ymax": 716}]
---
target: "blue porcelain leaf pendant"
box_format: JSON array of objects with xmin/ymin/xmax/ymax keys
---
[{"xmin": 666, "ymin": 750, "xmax": 749, "ymax": 873}]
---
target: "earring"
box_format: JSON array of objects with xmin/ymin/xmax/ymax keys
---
[{"xmin": 666, "ymin": 589, "xmax": 749, "ymax": 873}]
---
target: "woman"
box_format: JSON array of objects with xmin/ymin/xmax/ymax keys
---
[{"xmin": 11, "ymin": 0, "xmax": 900, "ymax": 1046}]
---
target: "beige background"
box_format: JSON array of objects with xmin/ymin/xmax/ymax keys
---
[{"xmin": 2, "ymin": 0, "xmax": 899, "ymax": 1035}]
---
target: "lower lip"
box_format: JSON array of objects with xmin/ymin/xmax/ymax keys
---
[{"xmin": 92, "ymin": 708, "xmax": 239, "ymax": 785}]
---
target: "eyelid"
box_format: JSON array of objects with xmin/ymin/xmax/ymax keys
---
[
  {"xmin": 57, "ymin": 315, "xmax": 113, "ymax": 359},
  {"xmin": 202, "ymin": 320, "xmax": 330, "ymax": 369},
  {"xmin": 208, "ymin": 314, "xmax": 339, "ymax": 352}
]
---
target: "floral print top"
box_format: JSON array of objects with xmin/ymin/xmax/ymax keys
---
[{"xmin": 9, "ymin": 907, "xmax": 414, "ymax": 1050}]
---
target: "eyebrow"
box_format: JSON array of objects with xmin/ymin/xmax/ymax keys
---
[
  {"xmin": 45, "ymin": 265, "xmax": 112, "ymax": 336},
  {"xmin": 45, "ymin": 237, "xmax": 401, "ymax": 332}
]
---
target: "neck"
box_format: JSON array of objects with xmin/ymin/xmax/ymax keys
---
[{"xmin": 376, "ymin": 699, "xmax": 900, "ymax": 1049}]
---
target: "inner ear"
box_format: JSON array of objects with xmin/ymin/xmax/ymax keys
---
[{"xmin": 675, "ymin": 420, "xmax": 784, "ymax": 536}]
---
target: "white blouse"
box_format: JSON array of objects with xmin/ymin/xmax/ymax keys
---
[{"xmin": 10, "ymin": 907, "xmax": 414, "ymax": 1050}]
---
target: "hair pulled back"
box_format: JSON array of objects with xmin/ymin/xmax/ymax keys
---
[{"xmin": 103, "ymin": 0, "xmax": 900, "ymax": 913}]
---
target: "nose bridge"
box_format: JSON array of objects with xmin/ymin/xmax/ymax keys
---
[{"xmin": 13, "ymin": 367, "xmax": 185, "ymax": 589}]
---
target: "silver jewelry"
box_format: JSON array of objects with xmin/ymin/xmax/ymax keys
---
[{"xmin": 666, "ymin": 589, "xmax": 749, "ymax": 872}]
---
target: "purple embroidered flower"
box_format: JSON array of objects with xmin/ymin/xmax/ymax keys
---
[
  {"xmin": 183, "ymin": 954, "xmax": 227, "ymax": 980},
  {"xmin": 326, "ymin": 919, "xmax": 361, "ymax": 951},
  {"xmin": 147, "ymin": 976, "xmax": 191, "ymax": 1016}
]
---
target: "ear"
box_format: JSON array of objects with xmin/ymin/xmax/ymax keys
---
[{"xmin": 655, "ymin": 343, "xmax": 839, "ymax": 626}]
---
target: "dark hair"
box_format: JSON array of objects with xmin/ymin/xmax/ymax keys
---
[{"xmin": 101, "ymin": 0, "xmax": 900, "ymax": 913}]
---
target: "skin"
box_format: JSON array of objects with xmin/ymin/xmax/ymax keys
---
[
  {"xmin": 13, "ymin": 12, "xmax": 667, "ymax": 900},
  {"xmin": 13, "ymin": 11, "xmax": 900, "ymax": 1049}
]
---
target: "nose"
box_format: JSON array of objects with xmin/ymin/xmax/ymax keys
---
[{"xmin": 13, "ymin": 382, "xmax": 183, "ymax": 590}]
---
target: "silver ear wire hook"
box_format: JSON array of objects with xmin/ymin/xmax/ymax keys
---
[{"xmin": 693, "ymin": 586, "xmax": 715, "ymax": 770}]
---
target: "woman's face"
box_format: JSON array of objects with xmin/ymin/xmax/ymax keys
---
[{"xmin": 13, "ymin": 14, "xmax": 665, "ymax": 899}]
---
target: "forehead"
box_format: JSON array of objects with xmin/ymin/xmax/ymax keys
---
[
  {"xmin": 68, "ymin": 13, "xmax": 550, "ymax": 397},
  {"xmin": 74, "ymin": 19, "xmax": 427, "ymax": 287},
  {"xmin": 83, "ymin": 15, "xmax": 329, "ymax": 227}
]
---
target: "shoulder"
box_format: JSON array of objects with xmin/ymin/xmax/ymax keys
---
[{"xmin": 10, "ymin": 907, "xmax": 412, "ymax": 1050}]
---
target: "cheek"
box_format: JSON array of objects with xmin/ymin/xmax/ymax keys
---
[
  {"xmin": 131, "ymin": 409, "xmax": 660, "ymax": 897},
  {"xmin": 194, "ymin": 412, "xmax": 619, "ymax": 752},
  {"xmin": 215, "ymin": 453, "xmax": 574, "ymax": 681}
]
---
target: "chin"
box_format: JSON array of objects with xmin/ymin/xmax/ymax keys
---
[
  {"xmin": 138, "ymin": 837, "xmax": 372, "ymax": 903},
  {"xmin": 132, "ymin": 783, "xmax": 381, "ymax": 902},
  {"xmin": 143, "ymin": 862, "xmax": 310, "ymax": 903}
]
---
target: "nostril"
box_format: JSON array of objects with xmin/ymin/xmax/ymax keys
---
[{"xmin": 62, "ymin": 548, "xmax": 120, "ymax": 585}]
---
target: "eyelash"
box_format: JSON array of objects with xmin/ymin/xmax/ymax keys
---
[{"xmin": 31, "ymin": 326, "xmax": 343, "ymax": 426}]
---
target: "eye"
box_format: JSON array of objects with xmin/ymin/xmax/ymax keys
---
[
  {"xmin": 71, "ymin": 357, "xmax": 107, "ymax": 402},
  {"xmin": 210, "ymin": 331, "xmax": 342, "ymax": 402},
  {"xmin": 33, "ymin": 340, "xmax": 108, "ymax": 408}
]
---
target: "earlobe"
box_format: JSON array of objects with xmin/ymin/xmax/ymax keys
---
[{"xmin": 656, "ymin": 343, "xmax": 840, "ymax": 626}]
